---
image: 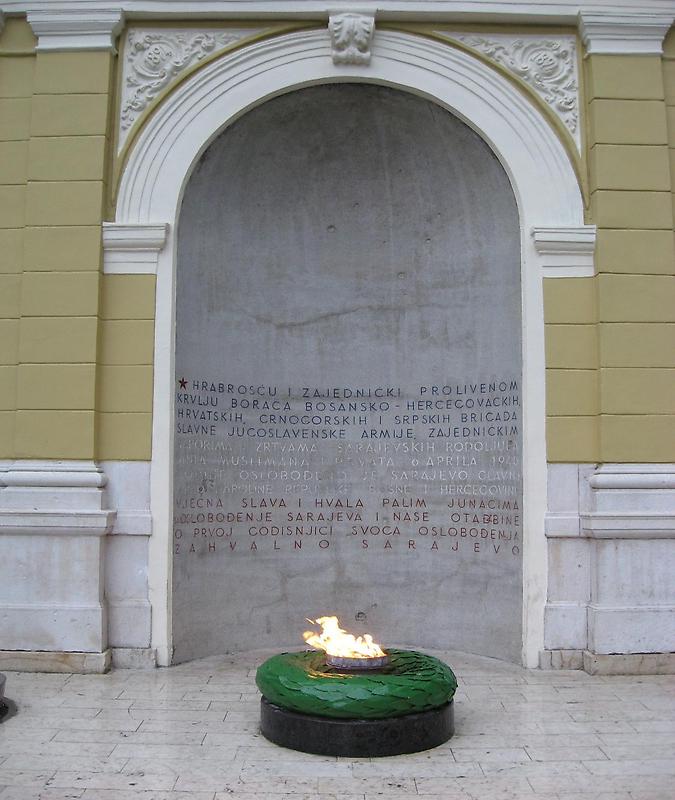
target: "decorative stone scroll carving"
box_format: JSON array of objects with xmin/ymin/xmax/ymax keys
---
[
  {"xmin": 436, "ymin": 32, "xmax": 579, "ymax": 148},
  {"xmin": 329, "ymin": 13, "xmax": 375, "ymax": 65},
  {"xmin": 118, "ymin": 27, "xmax": 261, "ymax": 150}
]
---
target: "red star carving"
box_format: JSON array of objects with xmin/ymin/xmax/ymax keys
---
[{"xmin": 178, "ymin": 377, "xmax": 188, "ymax": 389}]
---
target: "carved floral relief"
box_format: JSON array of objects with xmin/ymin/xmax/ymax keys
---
[
  {"xmin": 436, "ymin": 32, "xmax": 580, "ymax": 147},
  {"xmin": 118, "ymin": 28, "xmax": 260, "ymax": 149}
]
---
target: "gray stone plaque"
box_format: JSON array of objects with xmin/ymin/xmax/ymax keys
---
[{"xmin": 173, "ymin": 85, "xmax": 522, "ymax": 663}]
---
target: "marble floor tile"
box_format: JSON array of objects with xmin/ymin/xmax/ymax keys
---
[
  {"xmin": 46, "ymin": 770, "xmax": 178, "ymax": 792},
  {"xmin": 1, "ymin": 756, "xmax": 129, "ymax": 774},
  {"xmin": 599, "ymin": 744, "xmax": 675, "ymax": 761},
  {"xmin": 524, "ymin": 745, "xmax": 609, "ymax": 761},
  {"xmin": 80, "ymin": 793, "xmax": 216, "ymax": 800},
  {"xmin": 0, "ymin": 772, "xmax": 56, "ymax": 790},
  {"xmin": 351, "ymin": 760, "xmax": 482, "ymax": 778},
  {"xmin": 1, "ymin": 650, "xmax": 673, "ymax": 798},
  {"xmin": 0, "ymin": 789, "xmax": 86, "ymax": 800},
  {"xmin": 582, "ymin": 758, "xmax": 675, "ymax": 776},
  {"xmin": 631, "ymin": 719, "xmax": 675, "ymax": 733},
  {"xmin": 451, "ymin": 747, "xmax": 530, "ymax": 762}
]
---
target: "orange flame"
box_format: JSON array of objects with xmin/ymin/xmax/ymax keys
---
[{"xmin": 303, "ymin": 615, "xmax": 386, "ymax": 659}]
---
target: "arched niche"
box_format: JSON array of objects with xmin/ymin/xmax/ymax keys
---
[
  {"xmin": 113, "ymin": 27, "xmax": 586, "ymax": 667},
  {"xmin": 173, "ymin": 83, "xmax": 522, "ymax": 663}
]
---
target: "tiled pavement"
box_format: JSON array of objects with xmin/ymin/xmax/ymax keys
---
[{"xmin": 0, "ymin": 649, "xmax": 674, "ymax": 800}]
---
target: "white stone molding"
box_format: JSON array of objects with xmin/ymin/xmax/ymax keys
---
[
  {"xmin": 0, "ymin": 511, "xmax": 114, "ymax": 536},
  {"xmin": 581, "ymin": 463, "xmax": 675, "ymax": 539},
  {"xmin": 580, "ymin": 13, "xmax": 673, "ymax": 55},
  {"xmin": 1, "ymin": 460, "xmax": 106, "ymax": 487},
  {"xmin": 102, "ymin": 222, "xmax": 168, "ymax": 274},
  {"xmin": 0, "ymin": 460, "xmax": 115, "ymax": 534},
  {"xmin": 115, "ymin": 27, "xmax": 586, "ymax": 668},
  {"xmin": 437, "ymin": 32, "xmax": 580, "ymax": 148},
  {"xmin": 1, "ymin": 459, "xmax": 111, "ymax": 512},
  {"xmin": 328, "ymin": 11, "xmax": 375, "ymax": 65},
  {"xmin": 532, "ymin": 225, "xmax": 596, "ymax": 278},
  {"xmin": 589, "ymin": 463, "xmax": 675, "ymax": 491},
  {"xmin": 581, "ymin": 513, "xmax": 675, "ymax": 538},
  {"xmin": 119, "ymin": 27, "xmax": 263, "ymax": 151},
  {"xmin": 27, "ymin": 7, "xmax": 124, "ymax": 52}
]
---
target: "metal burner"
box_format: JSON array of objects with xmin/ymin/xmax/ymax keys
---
[{"xmin": 325, "ymin": 653, "xmax": 390, "ymax": 670}]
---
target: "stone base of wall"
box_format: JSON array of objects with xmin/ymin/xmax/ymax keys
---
[
  {"xmin": 539, "ymin": 648, "xmax": 585, "ymax": 670},
  {"xmin": 0, "ymin": 460, "xmax": 152, "ymax": 673},
  {"xmin": 0, "ymin": 649, "xmax": 111, "ymax": 674},
  {"xmin": 545, "ymin": 463, "xmax": 675, "ymax": 665},
  {"xmin": 111, "ymin": 647, "xmax": 157, "ymax": 669},
  {"xmin": 540, "ymin": 649, "xmax": 675, "ymax": 675}
]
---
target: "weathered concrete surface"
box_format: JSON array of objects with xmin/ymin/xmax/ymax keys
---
[{"xmin": 173, "ymin": 85, "xmax": 522, "ymax": 663}]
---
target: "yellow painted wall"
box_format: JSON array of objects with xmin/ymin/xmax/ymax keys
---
[
  {"xmin": 544, "ymin": 277, "xmax": 599, "ymax": 461},
  {"xmin": 545, "ymin": 43, "xmax": 675, "ymax": 462},
  {"xmin": 0, "ymin": 20, "xmax": 156, "ymax": 461},
  {"xmin": 592, "ymin": 48, "xmax": 674, "ymax": 463},
  {"xmin": 15, "ymin": 45, "xmax": 113, "ymax": 459},
  {"xmin": 0, "ymin": 18, "xmax": 35, "ymax": 457},
  {"xmin": 1, "ymin": 18, "xmax": 673, "ymax": 464},
  {"xmin": 96, "ymin": 275, "xmax": 155, "ymax": 460}
]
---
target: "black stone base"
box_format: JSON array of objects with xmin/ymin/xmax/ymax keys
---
[
  {"xmin": 0, "ymin": 699, "xmax": 17, "ymax": 724},
  {"xmin": 260, "ymin": 696, "xmax": 454, "ymax": 757},
  {"xmin": 0, "ymin": 672, "xmax": 16, "ymax": 724}
]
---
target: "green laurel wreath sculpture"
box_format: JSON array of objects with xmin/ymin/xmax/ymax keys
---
[{"xmin": 256, "ymin": 649, "xmax": 457, "ymax": 719}]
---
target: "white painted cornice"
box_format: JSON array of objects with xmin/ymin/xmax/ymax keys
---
[
  {"xmin": 579, "ymin": 12, "xmax": 673, "ymax": 55},
  {"xmin": 3, "ymin": 2, "xmax": 675, "ymax": 26},
  {"xmin": 27, "ymin": 6, "xmax": 124, "ymax": 52},
  {"xmin": 532, "ymin": 225, "xmax": 596, "ymax": 278},
  {"xmin": 102, "ymin": 222, "xmax": 168, "ymax": 274}
]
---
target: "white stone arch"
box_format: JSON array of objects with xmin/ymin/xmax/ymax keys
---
[{"xmin": 113, "ymin": 26, "xmax": 587, "ymax": 667}]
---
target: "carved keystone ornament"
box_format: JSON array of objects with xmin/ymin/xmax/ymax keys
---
[{"xmin": 329, "ymin": 12, "xmax": 375, "ymax": 65}]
